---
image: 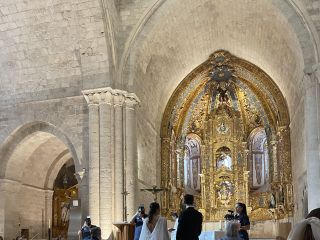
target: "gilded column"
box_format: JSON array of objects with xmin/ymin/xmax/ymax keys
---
[
  {"xmin": 114, "ymin": 92, "xmax": 125, "ymax": 221},
  {"xmin": 304, "ymin": 72, "xmax": 320, "ymax": 209},
  {"xmin": 99, "ymin": 89, "xmax": 114, "ymax": 238},
  {"xmin": 83, "ymin": 91, "xmax": 101, "ymax": 225},
  {"xmin": 124, "ymin": 93, "xmax": 140, "ymax": 217},
  {"xmin": 161, "ymin": 138, "xmax": 170, "ymax": 213},
  {"xmin": 270, "ymin": 140, "xmax": 278, "ymax": 183}
]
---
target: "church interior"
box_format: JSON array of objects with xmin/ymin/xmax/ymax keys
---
[{"xmin": 0, "ymin": 0, "xmax": 320, "ymax": 239}]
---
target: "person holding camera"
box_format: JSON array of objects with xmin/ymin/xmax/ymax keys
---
[
  {"xmin": 235, "ymin": 203, "xmax": 250, "ymax": 240},
  {"xmin": 130, "ymin": 205, "xmax": 147, "ymax": 240},
  {"xmin": 78, "ymin": 216, "xmax": 101, "ymax": 240}
]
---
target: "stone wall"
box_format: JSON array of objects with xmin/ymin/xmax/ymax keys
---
[
  {"xmin": 290, "ymin": 96, "xmax": 307, "ymax": 223},
  {"xmin": 0, "ymin": 96, "xmax": 89, "ymax": 238},
  {"xmin": 0, "ymin": 0, "xmax": 111, "ymax": 107}
]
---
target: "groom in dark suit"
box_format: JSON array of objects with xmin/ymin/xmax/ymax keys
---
[{"xmin": 176, "ymin": 194, "xmax": 203, "ymax": 240}]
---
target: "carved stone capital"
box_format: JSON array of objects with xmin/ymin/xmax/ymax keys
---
[
  {"xmin": 113, "ymin": 93, "xmax": 125, "ymax": 107},
  {"xmin": 100, "ymin": 90, "xmax": 113, "ymax": 105},
  {"xmin": 125, "ymin": 93, "xmax": 140, "ymax": 109},
  {"xmin": 82, "ymin": 87, "xmax": 140, "ymax": 107},
  {"xmin": 82, "ymin": 92, "xmax": 100, "ymax": 105},
  {"xmin": 303, "ymin": 71, "xmax": 319, "ymax": 89},
  {"xmin": 82, "ymin": 87, "xmax": 113, "ymax": 105}
]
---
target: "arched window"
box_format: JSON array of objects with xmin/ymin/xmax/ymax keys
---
[
  {"xmin": 249, "ymin": 128, "xmax": 269, "ymax": 190},
  {"xmin": 184, "ymin": 134, "xmax": 201, "ymax": 193}
]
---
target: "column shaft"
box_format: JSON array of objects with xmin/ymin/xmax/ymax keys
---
[
  {"xmin": 306, "ymin": 78, "xmax": 320, "ymax": 209},
  {"xmin": 88, "ymin": 103, "xmax": 100, "ymax": 224},
  {"xmin": 114, "ymin": 95, "xmax": 124, "ymax": 221},
  {"xmin": 99, "ymin": 97, "xmax": 113, "ymax": 238},
  {"xmin": 125, "ymin": 98, "xmax": 139, "ymax": 216},
  {"xmin": 271, "ymin": 141, "xmax": 278, "ymax": 182}
]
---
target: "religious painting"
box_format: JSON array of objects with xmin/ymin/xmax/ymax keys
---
[
  {"xmin": 184, "ymin": 134, "xmax": 201, "ymax": 193},
  {"xmin": 216, "ymin": 147, "xmax": 232, "ymax": 170}
]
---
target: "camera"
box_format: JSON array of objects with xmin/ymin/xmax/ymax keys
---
[{"xmin": 224, "ymin": 210, "xmax": 236, "ymax": 220}]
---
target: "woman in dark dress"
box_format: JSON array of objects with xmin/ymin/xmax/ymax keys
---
[
  {"xmin": 130, "ymin": 206, "xmax": 147, "ymax": 240},
  {"xmin": 235, "ymin": 202, "xmax": 250, "ymax": 240}
]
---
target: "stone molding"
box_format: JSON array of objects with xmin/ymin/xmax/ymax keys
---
[{"xmin": 82, "ymin": 87, "xmax": 140, "ymax": 107}]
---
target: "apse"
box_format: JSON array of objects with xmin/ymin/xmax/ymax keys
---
[{"xmin": 160, "ymin": 51, "xmax": 292, "ymax": 226}]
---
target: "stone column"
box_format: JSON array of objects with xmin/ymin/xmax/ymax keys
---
[
  {"xmin": 0, "ymin": 180, "xmax": 6, "ymax": 238},
  {"xmin": 83, "ymin": 88, "xmax": 140, "ymax": 230},
  {"xmin": 83, "ymin": 91, "xmax": 101, "ymax": 225},
  {"xmin": 44, "ymin": 190, "xmax": 54, "ymax": 238},
  {"xmin": 99, "ymin": 90, "xmax": 114, "ymax": 238},
  {"xmin": 304, "ymin": 72, "xmax": 320, "ymax": 209},
  {"xmin": 114, "ymin": 92, "xmax": 125, "ymax": 221},
  {"xmin": 124, "ymin": 94, "xmax": 140, "ymax": 217}
]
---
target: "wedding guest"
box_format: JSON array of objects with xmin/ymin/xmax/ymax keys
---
[
  {"xmin": 288, "ymin": 208, "xmax": 320, "ymax": 240},
  {"xmin": 130, "ymin": 205, "xmax": 147, "ymax": 240},
  {"xmin": 78, "ymin": 216, "xmax": 101, "ymax": 240}
]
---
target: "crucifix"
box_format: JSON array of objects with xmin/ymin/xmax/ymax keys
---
[{"xmin": 140, "ymin": 185, "xmax": 165, "ymax": 201}]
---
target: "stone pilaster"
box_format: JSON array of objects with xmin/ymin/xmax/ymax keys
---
[
  {"xmin": 44, "ymin": 190, "xmax": 54, "ymax": 238},
  {"xmin": 99, "ymin": 90, "xmax": 114, "ymax": 238},
  {"xmin": 113, "ymin": 91, "xmax": 126, "ymax": 221},
  {"xmin": 83, "ymin": 87, "xmax": 140, "ymax": 234},
  {"xmin": 83, "ymin": 91, "xmax": 101, "ymax": 225},
  {"xmin": 124, "ymin": 94, "xmax": 140, "ymax": 218},
  {"xmin": 304, "ymin": 72, "xmax": 320, "ymax": 209}
]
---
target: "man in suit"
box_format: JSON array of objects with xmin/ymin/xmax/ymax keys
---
[{"xmin": 176, "ymin": 194, "xmax": 203, "ymax": 240}]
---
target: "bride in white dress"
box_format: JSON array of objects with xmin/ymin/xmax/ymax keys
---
[{"xmin": 139, "ymin": 202, "xmax": 170, "ymax": 240}]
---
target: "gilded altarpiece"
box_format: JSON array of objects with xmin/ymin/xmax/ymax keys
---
[{"xmin": 161, "ymin": 51, "xmax": 293, "ymax": 221}]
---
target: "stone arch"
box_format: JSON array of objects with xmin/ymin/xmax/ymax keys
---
[
  {"xmin": 0, "ymin": 121, "xmax": 81, "ymax": 239},
  {"xmin": 0, "ymin": 121, "xmax": 80, "ymax": 179}
]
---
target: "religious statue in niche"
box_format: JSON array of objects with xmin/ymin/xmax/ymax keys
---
[
  {"xmin": 216, "ymin": 147, "xmax": 232, "ymax": 170},
  {"xmin": 217, "ymin": 181, "xmax": 232, "ymax": 206},
  {"xmin": 254, "ymin": 154, "xmax": 263, "ymax": 184},
  {"xmin": 184, "ymin": 136, "xmax": 201, "ymax": 192},
  {"xmin": 61, "ymin": 202, "xmax": 70, "ymax": 225},
  {"xmin": 269, "ymin": 193, "xmax": 276, "ymax": 208},
  {"xmin": 217, "ymin": 122, "xmax": 229, "ymax": 135},
  {"xmin": 218, "ymin": 88, "xmax": 230, "ymax": 104}
]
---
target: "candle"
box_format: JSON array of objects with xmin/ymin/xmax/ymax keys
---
[
  {"xmin": 220, "ymin": 220, "xmax": 222, "ymax": 230},
  {"xmin": 49, "ymin": 219, "xmax": 50, "ymax": 229}
]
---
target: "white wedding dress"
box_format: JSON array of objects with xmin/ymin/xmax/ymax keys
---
[{"xmin": 139, "ymin": 216, "xmax": 170, "ymax": 240}]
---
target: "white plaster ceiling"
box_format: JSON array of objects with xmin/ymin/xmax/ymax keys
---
[{"xmin": 125, "ymin": 0, "xmax": 309, "ymax": 131}]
